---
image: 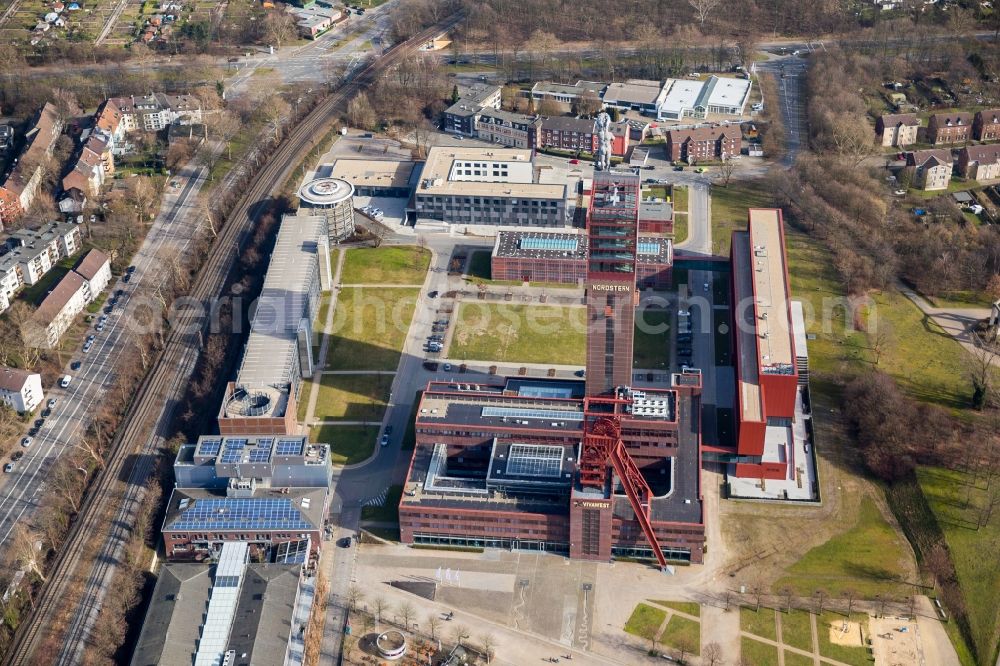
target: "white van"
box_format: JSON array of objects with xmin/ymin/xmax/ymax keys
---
[{"xmin": 59, "ymin": 375, "xmax": 72, "ymax": 388}]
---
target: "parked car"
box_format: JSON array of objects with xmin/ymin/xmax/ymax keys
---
[
  {"xmin": 678, "ymin": 309, "xmax": 690, "ymax": 317},
  {"xmin": 83, "ymin": 341, "xmax": 93, "ymax": 353},
  {"xmin": 20, "ymin": 437, "xmax": 32, "ymax": 447},
  {"xmin": 703, "ymin": 282, "xmax": 710, "ymax": 292},
  {"xmin": 70, "ymin": 360, "xmax": 82, "ymax": 371},
  {"xmin": 893, "ymin": 189, "xmax": 907, "ymax": 196},
  {"xmin": 694, "ymin": 167, "xmax": 707, "ymax": 173},
  {"xmin": 569, "ymin": 159, "xmax": 579, "ymax": 165},
  {"xmin": 428, "ymin": 290, "xmax": 439, "ymax": 298},
  {"xmin": 122, "ymin": 273, "xmax": 131, "ymax": 283},
  {"xmin": 47, "ymin": 398, "xmax": 56, "ymax": 409},
  {"xmin": 11, "ymin": 451, "xmax": 23, "ymax": 462},
  {"xmin": 379, "ymin": 433, "xmax": 390, "ymax": 447},
  {"xmin": 338, "ymin": 537, "xmax": 352, "ymax": 548},
  {"xmin": 60, "ymin": 375, "xmax": 72, "ymax": 388},
  {"xmin": 574, "ymin": 369, "xmax": 586, "ymax": 377},
  {"xmin": 673, "ymin": 166, "xmax": 684, "ymax": 171},
  {"xmin": 422, "ymin": 361, "xmax": 439, "ymax": 371},
  {"xmin": 35, "ymin": 418, "xmax": 45, "ymax": 428},
  {"xmin": 4, "ymin": 463, "xmax": 14, "ymax": 473},
  {"xmin": 443, "ymin": 363, "xmax": 452, "ymax": 371}
]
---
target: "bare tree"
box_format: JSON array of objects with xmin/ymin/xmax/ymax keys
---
[
  {"xmin": 871, "ymin": 319, "xmax": 893, "ymax": 365},
  {"xmin": 347, "ymin": 584, "xmax": 364, "ymax": 611},
  {"xmin": 264, "ymin": 9, "xmax": 297, "ymax": 48},
  {"xmin": 426, "ymin": 613, "xmax": 441, "ymax": 640},
  {"xmin": 719, "ymin": 159, "xmax": 736, "ymax": 186},
  {"xmin": 399, "ymin": 601, "xmax": 416, "ymax": 631},
  {"xmin": 478, "ymin": 633, "xmax": 497, "ymax": 664},
  {"xmin": 13, "ymin": 524, "xmax": 45, "ymax": 582},
  {"xmin": 966, "ymin": 332, "xmax": 999, "ymax": 409},
  {"xmin": 925, "ymin": 542, "xmax": 953, "ymax": 589},
  {"xmin": 703, "ymin": 641, "xmax": 723, "ymax": 666},
  {"xmin": 674, "ymin": 636, "xmax": 695, "ymax": 664},
  {"xmin": 373, "ymin": 595, "xmax": 389, "ymax": 625},
  {"xmin": 781, "ymin": 586, "xmax": 794, "ymax": 613},
  {"xmin": 688, "ymin": 0, "xmax": 723, "ymax": 25},
  {"xmin": 452, "ymin": 623, "xmax": 470, "ymax": 647},
  {"xmin": 347, "ymin": 93, "xmax": 378, "ymax": 130}
]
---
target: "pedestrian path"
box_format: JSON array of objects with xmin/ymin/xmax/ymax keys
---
[{"xmin": 897, "ymin": 282, "xmax": 999, "ymax": 369}]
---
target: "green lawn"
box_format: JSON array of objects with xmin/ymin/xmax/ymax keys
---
[
  {"xmin": 623, "ymin": 603, "xmax": 667, "ymax": 641},
  {"xmin": 19, "ymin": 256, "xmax": 76, "ymax": 305},
  {"xmin": 710, "ymin": 181, "xmax": 772, "ymax": 254},
  {"xmin": 774, "ymin": 497, "xmax": 911, "ymax": 598},
  {"xmin": 361, "ymin": 484, "xmax": 402, "ymax": 523},
  {"xmin": 671, "ymin": 184, "xmax": 688, "ymax": 213},
  {"xmin": 450, "ymin": 303, "xmax": 586, "ymax": 365},
  {"xmin": 467, "ymin": 250, "xmax": 491, "ymax": 280},
  {"xmin": 741, "ymin": 606, "xmax": 777, "ymax": 641},
  {"xmin": 314, "ymin": 374, "xmax": 391, "ymax": 421},
  {"xmin": 867, "ymin": 288, "xmax": 993, "ymax": 411},
  {"xmin": 783, "ymin": 650, "xmax": 816, "ymax": 666},
  {"xmin": 922, "ymin": 290, "xmax": 995, "ymax": 310},
  {"xmin": 659, "ymin": 615, "xmax": 701, "ymax": 656},
  {"xmin": 297, "ymin": 379, "xmax": 313, "ymax": 422},
  {"xmin": 672, "ymin": 185, "xmax": 689, "ymax": 243},
  {"xmin": 326, "ymin": 287, "xmax": 419, "ymax": 370},
  {"xmin": 309, "ymin": 424, "xmax": 378, "ymax": 465},
  {"xmin": 917, "ymin": 466, "xmax": 1000, "ymax": 664},
  {"xmin": 780, "ymin": 610, "xmax": 814, "ymax": 652},
  {"xmin": 85, "ymin": 292, "xmax": 107, "ymax": 314},
  {"xmin": 648, "ymin": 600, "xmax": 699, "ymax": 617},
  {"xmin": 741, "ymin": 637, "xmax": 779, "ymax": 666},
  {"xmin": 817, "ymin": 612, "xmax": 872, "ymax": 666},
  {"xmin": 340, "ymin": 246, "xmax": 431, "ymax": 285},
  {"xmin": 634, "ymin": 310, "xmax": 670, "ymax": 369}
]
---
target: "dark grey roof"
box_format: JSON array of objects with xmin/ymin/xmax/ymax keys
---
[
  {"xmin": 541, "ymin": 116, "xmax": 596, "ymax": 133},
  {"xmin": 130, "ymin": 563, "xmax": 301, "ymax": 666}
]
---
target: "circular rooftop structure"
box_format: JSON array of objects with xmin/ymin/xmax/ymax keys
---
[
  {"xmin": 375, "ymin": 630, "xmax": 407, "ymax": 660},
  {"xmin": 298, "ymin": 177, "xmax": 354, "ymax": 207}
]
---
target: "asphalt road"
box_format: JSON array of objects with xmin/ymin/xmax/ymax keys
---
[
  {"xmin": 758, "ymin": 58, "xmax": 809, "ymax": 167},
  {"xmin": 0, "ymin": 165, "xmax": 207, "ymax": 552}
]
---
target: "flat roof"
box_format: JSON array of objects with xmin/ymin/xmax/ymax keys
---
[
  {"xmin": 702, "ymin": 75, "xmax": 751, "ymax": 109},
  {"xmin": 236, "ymin": 212, "xmax": 325, "ymax": 387},
  {"xmin": 417, "ymin": 147, "xmax": 565, "ymax": 199},
  {"xmin": 603, "ymin": 80, "xmax": 665, "ymax": 106},
  {"xmin": 748, "ymin": 209, "xmax": 794, "ymax": 371},
  {"xmin": 163, "ymin": 487, "xmax": 327, "ymax": 533},
  {"xmin": 327, "ymin": 159, "xmax": 416, "ymax": 190},
  {"xmin": 732, "ymin": 230, "xmax": 762, "ymax": 422},
  {"xmin": 659, "ymin": 79, "xmax": 703, "ymax": 116}
]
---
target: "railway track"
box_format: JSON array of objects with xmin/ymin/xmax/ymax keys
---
[{"xmin": 2, "ymin": 15, "xmax": 460, "ymax": 665}]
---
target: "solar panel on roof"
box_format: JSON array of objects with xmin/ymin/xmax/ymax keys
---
[
  {"xmin": 169, "ymin": 498, "xmax": 313, "ymax": 531},
  {"xmin": 482, "ymin": 406, "xmax": 584, "ymax": 421},
  {"xmin": 276, "ymin": 439, "xmax": 304, "ymax": 456},
  {"xmin": 517, "ymin": 385, "xmax": 575, "ymax": 399},
  {"xmin": 198, "ymin": 439, "xmax": 222, "ymax": 456},
  {"xmin": 506, "ymin": 444, "xmax": 563, "ymax": 477},
  {"xmin": 520, "ymin": 237, "xmax": 578, "ymax": 252},
  {"xmin": 248, "ymin": 448, "xmax": 271, "ymax": 463}
]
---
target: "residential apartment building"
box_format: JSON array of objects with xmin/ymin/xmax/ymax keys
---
[
  {"xmin": 665, "ymin": 126, "xmax": 741, "ymax": 162},
  {"xmin": 29, "ymin": 271, "xmax": 88, "ymax": 348},
  {"xmin": 0, "ymin": 103, "xmax": 63, "ymax": 228},
  {"xmin": 5, "ymin": 221, "xmax": 82, "ymax": 283},
  {"xmin": 94, "ymin": 99, "xmax": 129, "ymax": 155},
  {"xmin": 413, "ymin": 147, "xmax": 567, "ymax": 227},
  {"xmin": 107, "ymin": 93, "xmax": 203, "ymax": 133},
  {"xmin": 875, "ymin": 113, "xmax": 920, "ymax": 147},
  {"xmin": 958, "ymin": 144, "xmax": 1000, "ymax": 181},
  {"xmin": 73, "ymin": 248, "xmax": 111, "ymax": 302},
  {"xmin": 62, "ymin": 132, "xmax": 114, "ymax": 197},
  {"xmin": 926, "ymin": 113, "xmax": 972, "ymax": 145},
  {"xmin": 974, "ymin": 109, "xmax": 1000, "ymax": 141},
  {"xmin": 474, "ymin": 109, "xmax": 540, "ymax": 149},
  {"xmin": 906, "ymin": 149, "xmax": 954, "ymax": 191},
  {"xmin": 442, "ymin": 84, "xmax": 502, "ymax": 136},
  {"xmin": 539, "ymin": 117, "xmax": 630, "ymax": 156},
  {"xmin": 0, "ymin": 367, "xmax": 43, "ymax": 414}
]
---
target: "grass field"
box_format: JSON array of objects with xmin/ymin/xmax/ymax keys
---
[
  {"xmin": 623, "ymin": 603, "xmax": 666, "ymax": 641},
  {"xmin": 659, "ymin": 615, "xmax": 701, "ymax": 655},
  {"xmin": 817, "ymin": 612, "xmax": 871, "ymax": 666},
  {"xmin": 314, "ymin": 374, "xmax": 391, "ymax": 422},
  {"xmin": 774, "ymin": 497, "xmax": 912, "ymax": 598},
  {"xmin": 781, "ymin": 610, "xmax": 814, "ymax": 652},
  {"xmin": 922, "ymin": 290, "xmax": 995, "ymax": 309},
  {"xmin": 741, "ymin": 606, "xmax": 777, "ymax": 641},
  {"xmin": 309, "ymin": 424, "xmax": 378, "ymax": 465},
  {"xmin": 649, "ymin": 600, "xmax": 700, "ymax": 617},
  {"xmin": 672, "ymin": 185, "xmax": 689, "ymax": 243},
  {"xmin": 326, "ymin": 287, "xmax": 419, "ymax": 370},
  {"xmin": 917, "ymin": 466, "xmax": 1000, "ymax": 664},
  {"xmin": 783, "ymin": 650, "xmax": 816, "ymax": 666},
  {"xmin": 741, "ymin": 637, "xmax": 779, "ymax": 666},
  {"xmin": 634, "ymin": 310, "xmax": 671, "ymax": 369},
  {"xmin": 340, "ymin": 246, "xmax": 430, "ymax": 285},
  {"xmin": 19, "ymin": 255, "xmax": 76, "ymax": 305},
  {"xmin": 450, "ymin": 303, "xmax": 586, "ymax": 365},
  {"xmin": 710, "ymin": 180, "xmax": 773, "ymax": 254},
  {"xmin": 361, "ymin": 485, "xmax": 402, "ymax": 523},
  {"xmin": 297, "ymin": 380, "xmax": 313, "ymax": 422}
]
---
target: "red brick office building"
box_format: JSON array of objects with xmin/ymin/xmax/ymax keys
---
[
  {"xmin": 665, "ymin": 126, "xmax": 740, "ymax": 162},
  {"xmin": 399, "ymin": 172, "xmax": 705, "ymax": 566},
  {"xmin": 729, "ymin": 209, "xmax": 799, "ymax": 481}
]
